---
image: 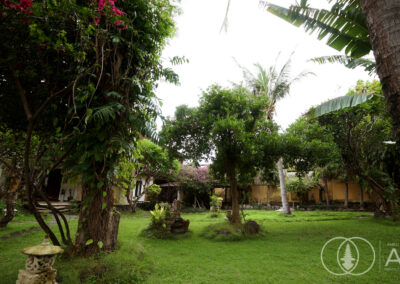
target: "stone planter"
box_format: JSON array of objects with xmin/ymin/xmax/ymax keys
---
[{"xmin": 164, "ymin": 217, "xmax": 175, "ymax": 233}]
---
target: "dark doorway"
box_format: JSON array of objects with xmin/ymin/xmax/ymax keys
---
[{"xmin": 46, "ymin": 169, "xmax": 62, "ymax": 200}]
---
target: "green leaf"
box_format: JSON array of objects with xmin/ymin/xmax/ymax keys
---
[
  {"xmin": 264, "ymin": 2, "xmax": 371, "ymax": 58},
  {"xmin": 102, "ymin": 202, "xmax": 107, "ymax": 210},
  {"xmin": 97, "ymin": 182, "xmax": 104, "ymax": 188},
  {"xmin": 312, "ymin": 94, "xmax": 375, "ymax": 117},
  {"xmin": 97, "ymin": 241, "xmax": 103, "ymax": 249},
  {"xmin": 85, "ymin": 239, "xmax": 93, "ymax": 246},
  {"xmin": 103, "ymin": 191, "xmax": 107, "ymax": 197}
]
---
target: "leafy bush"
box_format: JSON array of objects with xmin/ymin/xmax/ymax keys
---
[
  {"xmin": 286, "ymin": 177, "xmax": 317, "ymax": 193},
  {"xmin": 146, "ymin": 184, "xmax": 162, "ymax": 201},
  {"xmin": 210, "ymin": 195, "xmax": 223, "ymax": 211},
  {"xmin": 139, "ymin": 226, "xmax": 170, "ymax": 239},
  {"xmin": 159, "ymin": 202, "xmax": 172, "ymax": 217},
  {"xmin": 149, "ymin": 204, "xmax": 165, "ymax": 228}
]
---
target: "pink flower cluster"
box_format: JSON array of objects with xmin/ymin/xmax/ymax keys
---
[
  {"xmin": 2, "ymin": 0, "xmax": 33, "ymax": 14},
  {"xmin": 96, "ymin": 0, "xmax": 127, "ymax": 28}
]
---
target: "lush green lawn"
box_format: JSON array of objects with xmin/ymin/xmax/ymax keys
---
[{"xmin": 1, "ymin": 210, "xmax": 400, "ymax": 283}]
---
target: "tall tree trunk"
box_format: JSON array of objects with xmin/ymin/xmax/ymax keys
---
[
  {"xmin": 359, "ymin": 0, "xmax": 400, "ymax": 136},
  {"xmin": 266, "ymin": 185, "xmax": 270, "ymax": 207},
  {"xmin": 227, "ymin": 165, "xmax": 241, "ymax": 224},
  {"xmin": 344, "ymin": 182, "xmax": 349, "ymax": 208},
  {"xmin": 277, "ymin": 158, "xmax": 290, "ymax": 215},
  {"xmin": 74, "ymin": 182, "xmax": 120, "ymax": 256},
  {"xmin": 323, "ymin": 178, "xmax": 330, "ymax": 207}
]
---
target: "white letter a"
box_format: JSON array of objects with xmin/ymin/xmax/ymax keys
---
[{"xmin": 385, "ymin": 248, "xmax": 400, "ymax": 266}]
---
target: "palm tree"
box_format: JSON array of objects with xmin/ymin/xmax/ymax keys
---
[
  {"xmin": 240, "ymin": 55, "xmax": 312, "ymax": 119},
  {"xmin": 241, "ymin": 55, "xmax": 312, "ymax": 214}
]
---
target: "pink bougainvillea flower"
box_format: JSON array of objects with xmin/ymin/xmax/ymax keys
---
[
  {"xmin": 112, "ymin": 6, "xmax": 124, "ymax": 16},
  {"xmin": 3, "ymin": 0, "xmax": 33, "ymax": 14}
]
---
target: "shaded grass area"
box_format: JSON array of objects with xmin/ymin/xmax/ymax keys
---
[
  {"xmin": 0, "ymin": 209, "xmax": 51, "ymax": 238},
  {"xmin": 0, "ymin": 210, "xmax": 400, "ymax": 283}
]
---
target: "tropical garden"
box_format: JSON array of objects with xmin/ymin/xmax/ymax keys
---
[{"xmin": 0, "ymin": 0, "xmax": 400, "ymax": 283}]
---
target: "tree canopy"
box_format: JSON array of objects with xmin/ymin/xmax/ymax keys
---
[
  {"xmin": 1, "ymin": 0, "xmax": 180, "ymax": 255},
  {"xmin": 161, "ymin": 84, "xmax": 279, "ymax": 223}
]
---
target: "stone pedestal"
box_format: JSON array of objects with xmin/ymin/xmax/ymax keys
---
[
  {"xmin": 17, "ymin": 268, "xmax": 57, "ymax": 284},
  {"xmin": 16, "ymin": 236, "xmax": 63, "ymax": 284},
  {"xmin": 164, "ymin": 200, "xmax": 189, "ymax": 234}
]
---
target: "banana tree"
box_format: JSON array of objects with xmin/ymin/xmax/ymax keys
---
[{"xmin": 262, "ymin": 0, "xmax": 400, "ymax": 138}]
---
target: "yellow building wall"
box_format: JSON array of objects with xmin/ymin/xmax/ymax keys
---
[
  {"xmin": 216, "ymin": 179, "xmax": 376, "ymax": 205},
  {"xmin": 250, "ymin": 185, "xmax": 299, "ymax": 204},
  {"xmin": 307, "ymin": 179, "xmax": 374, "ymax": 203}
]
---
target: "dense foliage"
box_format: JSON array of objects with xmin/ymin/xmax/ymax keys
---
[
  {"xmin": 161, "ymin": 85, "xmax": 279, "ymax": 223},
  {"xmin": 288, "ymin": 80, "xmax": 399, "ymax": 212},
  {"xmin": 176, "ymin": 165, "xmax": 214, "ymax": 207},
  {"xmin": 1, "ymin": 0, "xmax": 180, "ymax": 254}
]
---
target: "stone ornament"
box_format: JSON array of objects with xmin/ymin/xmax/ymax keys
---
[
  {"xmin": 164, "ymin": 200, "xmax": 190, "ymax": 234},
  {"xmin": 16, "ymin": 235, "xmax": 64, "ymax": 284}
]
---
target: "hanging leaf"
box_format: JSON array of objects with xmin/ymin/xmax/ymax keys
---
[{"xmin": 311, "ymin": 94, "xmax": 375, "ymax": 117}]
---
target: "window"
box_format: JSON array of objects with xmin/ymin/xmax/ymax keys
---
[{"xmin": 135, "ymin": 181, "xmax": 142, "ymax": 197}]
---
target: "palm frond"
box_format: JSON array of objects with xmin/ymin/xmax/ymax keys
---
[
  {"xmin": 310, "ymin": 55, "xmax": 376, "ymax": 75},
  {"xmin": 91, "ymin": 102, "xmax": 125, "ymax": 124},
  {"xmin": 220, "ymin": 0, "xmax": 231, "ymax": 33},
  {"xmin": 262, "ymin": 1, "xmax": 371, "ymax": 57}
]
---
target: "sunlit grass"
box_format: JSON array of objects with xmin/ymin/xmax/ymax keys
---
[{"xmin": 0, "ymin": 210, "xmax": 399, "ymax": 283}]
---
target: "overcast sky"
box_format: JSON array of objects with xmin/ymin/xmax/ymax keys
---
[{"xmin": 155, "ymin": 0, "xmax": 374, "ymax": 131}]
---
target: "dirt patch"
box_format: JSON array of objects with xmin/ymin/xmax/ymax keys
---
[{"xmin": 0, "ymin": 227, "xmax": 40, "ymax": 240}]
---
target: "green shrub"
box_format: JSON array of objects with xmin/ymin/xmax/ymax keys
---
[
  {"xmin": 139, "ymin": 226, "xmax": 171, "ymax": 239},
  {"xmin": 149, "ymin": 203, "xmax": 165, "ymax": 228},
  {"xmin": 146, "ymin": 184, "xmax": 162, "ymax": 201},
  {"xmin": 210, "ymin": 195, "xmax": 223, "ymax": 211}
]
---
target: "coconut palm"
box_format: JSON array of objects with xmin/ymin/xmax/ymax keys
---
[
  {"xmin": 240, "ymin": 55, "xmax": 312, "ymax": 119},
  {"xmin": 240, "ymin": 55, "xmax": 312, "ymax": 214}
]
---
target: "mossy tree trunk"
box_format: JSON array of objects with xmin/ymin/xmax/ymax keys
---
[
  {"xmin": 74, "ymin": 181, "xmax": 120, "ymax": 256},
  {"xmin": 359, "ymin": 0, "xmax": 400, "ymax": 137}
]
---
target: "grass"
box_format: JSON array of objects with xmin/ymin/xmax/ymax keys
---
[{"xmin": 1, "ymin": 210, "xmax": 400, "ymax": 283}]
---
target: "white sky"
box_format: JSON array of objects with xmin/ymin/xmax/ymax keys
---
[{"xmin": 155, "ymin": 0, "xmax": 374, "ymax": 131}]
